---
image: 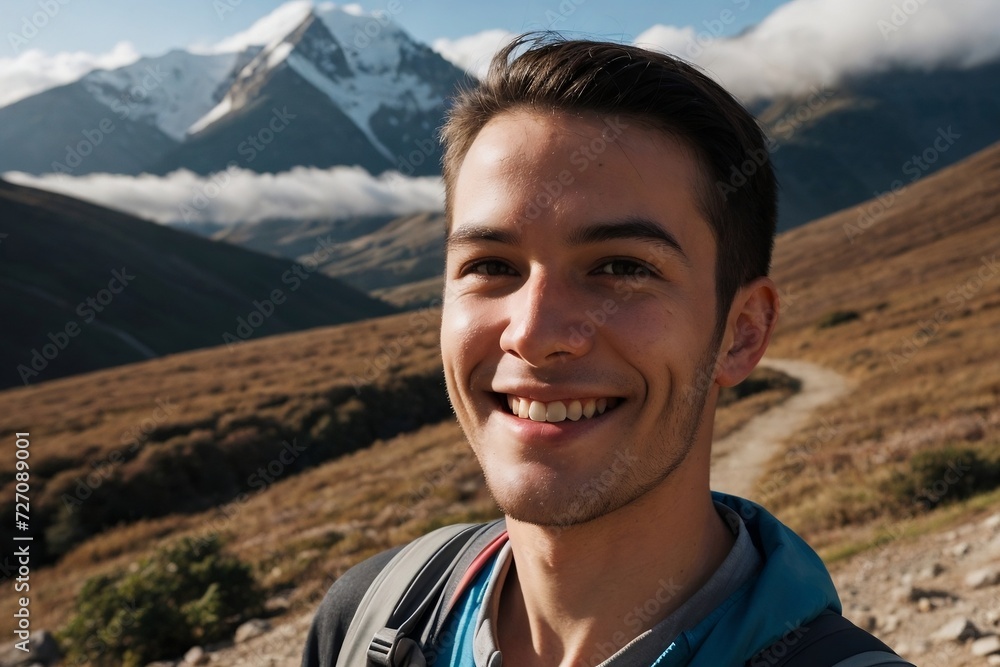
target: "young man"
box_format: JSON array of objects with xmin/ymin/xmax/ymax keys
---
[{"xmin": 303, "ymin": 36, "xmax": 911, "ymax": 667}]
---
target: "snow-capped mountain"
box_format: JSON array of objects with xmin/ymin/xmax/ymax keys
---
[
  {"xmin": 0, "ymin": 47, "xmax": 256, "ymax": 175},
  {"xmin": 79, "ymin": 49, "xmax": 253, "ymax": 141},
  {"xmin": 0, "ymin": 4, "xmax": 470, "ymax": 177},
  {"xmin": 153, "ymin": 6, "xmax": 469, "ymax": 176}
]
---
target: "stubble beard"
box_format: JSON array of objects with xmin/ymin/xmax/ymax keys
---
[{"xmin": 474, "ymin": 343, "xmax": 721, "ymax": 528}]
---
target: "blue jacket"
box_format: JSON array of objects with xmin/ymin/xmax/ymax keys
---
[{"xmin": 672, "ymin": 492, "xmax": 841, "ymax": 665}]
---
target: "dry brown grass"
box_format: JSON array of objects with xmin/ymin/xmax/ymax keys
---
[
  {"xmin": 20, "ymin": 419, "xmax": 494, "ymax": 631},
  {"xmin": 756, "ymin": 142, "xmax": 1000, "ymax": 550},
  {"xmin": 0, "ymin": 305, "xmax": 448, "ymax": 625}
]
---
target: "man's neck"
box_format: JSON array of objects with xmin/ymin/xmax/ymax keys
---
[{"xmin": 496, "ymin": 472, "xmax": 735, "ymax": 667}]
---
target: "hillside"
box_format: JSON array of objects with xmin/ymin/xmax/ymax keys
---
[
  {"xmin": 1, "ymin": 142, "xmax": 997, "ymax": 666},
  {"xmin": 756, "ymin": 140, "xmax": 1000, "ymax": 544},
  {"xmin": 209, "ymin": 211, "xmax": 447, "ymax": 294},
  {"xmin": 756, "ymin": 59, "xmax": 1000, "ymax": 230},
  {"xmin": 0, "ymin": 178, "xmax": 396, "ymax": 389}
]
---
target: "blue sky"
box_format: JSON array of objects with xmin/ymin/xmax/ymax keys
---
[{"xmin": 1, "ymin": 0, "xmax": 789, "ymax": 57}]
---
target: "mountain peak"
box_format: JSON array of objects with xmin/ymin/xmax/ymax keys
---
[
  {"xmin": 210, "ymin": 0, "xmax": 314, "ymax": 54},
  {"xmin": 180, "ymin": 3, "xmax": 469, "ymax": 173}
]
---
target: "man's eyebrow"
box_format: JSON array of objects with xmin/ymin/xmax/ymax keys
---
[
  {"xmin": 567, "ymin": 217, "xmax": 691, "ymax": 265},
  {"xmin": 445, "ymin": 225, "xmax": 520, "ymax": 250}
]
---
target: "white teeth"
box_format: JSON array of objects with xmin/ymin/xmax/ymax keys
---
[
  {"xmin": 528, "ymin": 401, "xmax": 548, "ymax": 421},
  {"xmin": 505, "ymin": 395, "xmax": 615, "ymax": 423},
  {"xmin": 545, "ymin": 401, "xmax": 567, "ymax": 422}
]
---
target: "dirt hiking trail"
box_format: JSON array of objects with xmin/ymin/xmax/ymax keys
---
[{"xmin": 711, "ymin": 357, "xmax": 851, "ymax": 498}]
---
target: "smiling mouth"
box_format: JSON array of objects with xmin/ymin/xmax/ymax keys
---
[{"xmin": 496, "ymin": 394, "xmax": 622, "ymax": 423}]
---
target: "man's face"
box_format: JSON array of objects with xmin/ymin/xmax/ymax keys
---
[{"xmin": 441, "ymin": 110, "xmax": 724, "ymax": 527}]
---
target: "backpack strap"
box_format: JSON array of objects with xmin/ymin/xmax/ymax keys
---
[
  {"xmin": 749, "ymin": 610, "xmax": 915, "ymax": 667},
  {"xmin": 426, "ymin": 523, "xmax": 510, "ymax": 644},
  {"xmin": 336, "ymin": 520, "xmax": 506, "ymax": 667}
]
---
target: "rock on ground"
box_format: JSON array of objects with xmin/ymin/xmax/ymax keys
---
[
  {"xmin": 235, "ymin": 619, "xmax": 273, "ymax": 644},
  {"xmin": 835, "ymin": 512, "xmax": 1000, "ymax": 667}
]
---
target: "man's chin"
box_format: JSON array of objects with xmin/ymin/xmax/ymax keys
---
[
  {"xmin": 500, "ymin": 504, "xmax": 611, "ymax": 530},
  {"xmin": 486, "ymin": 477, "xmax": 632, "ymax": 529}
]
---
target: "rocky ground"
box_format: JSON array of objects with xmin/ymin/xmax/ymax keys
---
[
  {"xmin": 835, "ymin": 511, "xmax": 1000, "ymax": 667},
  {"xmin": 162, "ymin": 613, "xmax": 313, "ymax": 667}
]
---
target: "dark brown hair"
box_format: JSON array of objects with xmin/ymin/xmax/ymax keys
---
[{"xmin": 439, "ymin": 34, "xmax": 777, "ymax": 333}]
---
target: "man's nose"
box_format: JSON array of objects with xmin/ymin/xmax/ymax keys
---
[{"xmin": 498, "ymin": 271, "xmax": 594, "ymax": 366}]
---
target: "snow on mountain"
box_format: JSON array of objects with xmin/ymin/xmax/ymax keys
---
[
  {"xmin": 186, "ymin": 18, "xmax": 309, "ymax": 139},
  {"xmin": 207, "ymin": 0, "xmax": 314, "ymax": 54},
  {"xmin": 187, "ymin": 96, "xmax": 232, "ymax": 136},
  {"xmin": 315, "ymin": 4, "xmax": 423, "ymax": 80},
  {"xmin": 313, "ymin": 3, "xmax": 466, "ymax": 114},
  {"xmin": 80, "ymin": 49, "xmax": 242, "ymax": 140},
  {"xmin": 187, "ymin": 3, "xmax": 467, "ymax": 170},
  {"xmin": 303, "ymin": 5, "xmax": 442, "ymax": 157},
  {"xmin": 286, "ymin": 51, "xmax": 395, "ymax": 161},
  {"xmin": 190, "ymin": 7, "xmax": 408, "ymax": 160}
]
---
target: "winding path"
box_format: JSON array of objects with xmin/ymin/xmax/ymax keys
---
[{"xmin": 710, "ymin": 358, "xmax": 851, "ymax": 499}]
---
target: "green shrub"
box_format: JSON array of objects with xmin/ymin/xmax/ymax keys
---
[
  {"xmin": 58, "ymin": 534, "xmax": 264, "ymax": 667},
  {"xmin": 817, "ymin": 309, "xmax": 860, "ymax": 329},
  {"xmin": 885, "ymin": 445, "xmax": 1000, "ymax": 511}
]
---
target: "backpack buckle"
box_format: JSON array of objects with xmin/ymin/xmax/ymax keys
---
[{"xmin": 368, "ymin": 628, "xmax": 426, "ymax": 666}]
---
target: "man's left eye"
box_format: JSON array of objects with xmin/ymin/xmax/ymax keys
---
[{"xmin": 596, "ymin": 259, "xmax": 651, "ymax": 277}]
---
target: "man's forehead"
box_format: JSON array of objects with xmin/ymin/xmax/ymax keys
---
[
  {"xmin": 453, "ymin": 110, "xmax": 707, "ymax": 205},
  {"xmin": 469, "ymin": 109, "xmax": 636, "ymax": 159},
  {"xmin": 451, "ymin": 114, "xmax": 706, "ymax": 222}
]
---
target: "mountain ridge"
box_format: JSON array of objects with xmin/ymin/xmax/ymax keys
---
[{"xmin": 0, "ymin": 177, "xmax": 397, "ymax": 389}]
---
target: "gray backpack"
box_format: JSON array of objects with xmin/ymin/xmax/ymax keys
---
[{"xmin": 335, "ymin": 522, "xmax": 915, "ymax": 667}]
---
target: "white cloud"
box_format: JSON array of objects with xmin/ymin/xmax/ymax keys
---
[
  {"xmin": 632, "ymin": 25, "xmax": 698, "ymax": 60},
  {"xmin": 635, "ymin": 0, "xmax": 1000, "ymax": 101},
  {"xmin": 196, "ymin": 0, "xmax": 314, "ymax": 54},
  {"xmin": 0, "ymin": 41, "xmax": 140, "ymax": 108},
  {"xmin": 432, "ymin": 29, "xmax": 516, "ymax": 79},
  {"xmin": 3, "ymin": 167, "xmax": 444, "ymax": 225}
]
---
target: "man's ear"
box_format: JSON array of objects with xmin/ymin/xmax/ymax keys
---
[{"xmin": 715, "ymin": 277, "xmax": 780, "ymax": 388}]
